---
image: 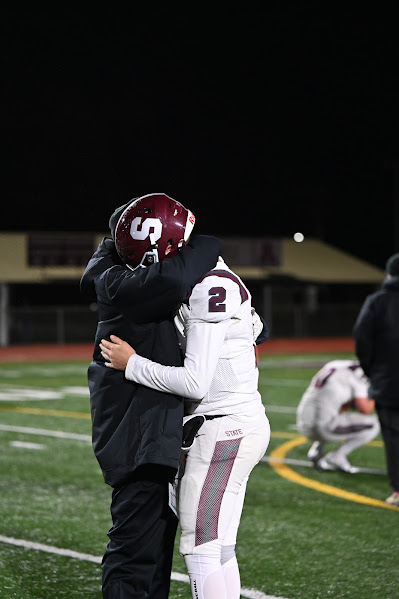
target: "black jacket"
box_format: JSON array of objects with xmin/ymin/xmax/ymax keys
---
[
  {"xmin": 353, "ymin": 276, "xmax": 399, "ymax": 407},
  {"xmin": 80, "ymin": 234, "xmax": 221, "ymax": 486}
]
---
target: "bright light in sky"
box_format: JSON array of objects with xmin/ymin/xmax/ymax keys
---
[{"xmin": 293, "ymin": 232, "xmax": 304, "ymax": 243}]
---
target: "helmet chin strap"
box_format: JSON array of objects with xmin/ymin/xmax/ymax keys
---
[{"xmin": 132, "ymin": 232, "xmax": 160, "ymax": 270}]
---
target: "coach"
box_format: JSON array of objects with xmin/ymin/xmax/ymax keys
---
[
  {"xmin": 353, "ymin": 252, "xmax": 399, "ymax": 507},
  {"xmin": 80, "ymin": 194, "xmax": 220, "ymax": 598}
]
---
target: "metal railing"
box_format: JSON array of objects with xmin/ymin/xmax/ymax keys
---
[
  {"xmin": 271, "ymin": 304, "xmax": 360, "ymax": 338},
  {"xmin": 8, "ymin": 305, "xmax": 99, "ymax": 345},
  {"xmin": 4, "ymin": 303, "xmax": 361, "ymax": 345}
]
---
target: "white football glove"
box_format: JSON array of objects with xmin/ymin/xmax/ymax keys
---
[{"xmin": 251, "ymin": 307, "xmax": 263, "ymax": 343}]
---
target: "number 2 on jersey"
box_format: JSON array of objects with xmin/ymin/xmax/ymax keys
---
[{"xmin": 208, "ymin": 287, "xmax": 226, "ymax": 312}]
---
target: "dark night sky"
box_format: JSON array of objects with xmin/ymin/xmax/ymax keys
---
[{"xmin": 2, "ymin": 5, "xmax": 399, "ymax": 269}]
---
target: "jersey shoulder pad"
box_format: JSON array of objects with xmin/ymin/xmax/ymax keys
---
[{"xmin": 189, "ymin": 269, "xmax": 249, "ymax": 322}]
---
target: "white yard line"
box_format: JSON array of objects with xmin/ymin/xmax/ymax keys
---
[
  {"xmin": 10, "ymin": 441, "xmax": 45, "ymax": 450},
  {"xmin": 260, "ymin": 378, "xmax": 307, "ymax": 387},
  {"xmin": 0, "ymin": 389, "xmax": 64, "ymax": 401},
  {"xmin": 0, "ymin": 385, "xmax": 89, "ymax": 401},
  {"xmin": 0, "ymin": 535, "xmax": 290, "ymax": 599},
  {"xmin": 261, "ymin": 455, "xmax": 387, "ymax": 475},
  {"xmin": 0, "ymin": 535, "xmax": 101, "ymax": 564},
  {"xmin": 262, "ymin": 456, "xmax": 312, "ymax": 467},
  {"xmin": 0, "ymin": 424, "xmax": 91, "ymax": 442},
  {"xmin": 2, "ymin": 424, "xmax": 385, "ymax": 474},
  {"xmin": 265, "ymin": 405, "xmax": 297, "ymax": 414},
  {"xmin": 0, "ymin": 365, "xmax": 87, "ymax": 377}
]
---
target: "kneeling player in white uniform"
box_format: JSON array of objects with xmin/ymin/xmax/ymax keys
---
[
  {"xmin": 296, "ymin": 360, "xmax": 380, "ymax": 472},
  {"xmin": 100, "ymin": 257, "xmax": 270, "ymax": 599}
]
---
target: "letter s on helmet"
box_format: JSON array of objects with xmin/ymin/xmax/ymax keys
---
[{"xmin": 114, "ymin": 193, "xmax": 195, "ymax": 269}]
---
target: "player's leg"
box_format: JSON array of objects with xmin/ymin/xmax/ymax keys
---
[
  {"xmin": 180, "ymin": 412, "xmax": 270, "ymax": 598},
  {"xmin": 317, "ymin": 413, "xmax": 380, "ymax": 471},
  {"xmin": 221, "ymin": 546, "xmax": 240, "ymax": 596},
  {"xmin": 296, "ymin": 396, "xmax": 326, "ymax": 461},
  {"xmin": 220, "ymin": 478, "xmax": 248, "ymax": 596},
  {"xmin": 306, "ymin": 439, "xmax": 327, "ymax": 462},
  {"xmin": 333, "ymin": 413, "xmax": 380, "ymax": 454},
  {"xmin": 217, "ymin": 413, "xmax": 270, "ymax": 594},
  {"xmin": 179, "ymin": 418, "xmax": 226, "ymax": 598},
  {"xmin": 184, "ymin": 554, "xmax": 228, "ymax": 599}
]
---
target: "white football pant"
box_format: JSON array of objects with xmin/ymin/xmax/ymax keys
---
[
  {"xmin": 178, "ymin": 407, "xmax": 270, "ymax": 598},
  {"xmin": 298, "ymin": 410, "xmax": 380, "ymax": 457}
]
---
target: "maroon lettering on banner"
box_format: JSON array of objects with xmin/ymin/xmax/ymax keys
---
[{"xmin": 259, "ymin": 240, "xmax": 281, "ymax": 266}]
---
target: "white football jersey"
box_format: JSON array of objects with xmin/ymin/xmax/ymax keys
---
[
  {"xmin": 125, "ymin": 257, "xmax": 263, "ymax": 418},
  {"xmin": 296, "ymin": 360, "xmax": 370, "ymax": 426}
]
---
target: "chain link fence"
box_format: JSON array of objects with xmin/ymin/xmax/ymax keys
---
[
  {"xmin": 9, "ymin": 305, "xmax": 99, "ymax": 344},
  {"xmin": 7, "ymin": 302, "xmax": 361, "ymax": 345}
]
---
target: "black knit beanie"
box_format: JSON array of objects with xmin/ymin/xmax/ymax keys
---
[
  {"xmin": 385, "ymin": 253, "xmax": 399, "ymax": 276},
  {"xmin": 108, "ymin": 198, "xmax": 136, "ymax": 239}
]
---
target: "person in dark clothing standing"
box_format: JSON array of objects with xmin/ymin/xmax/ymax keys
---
[
  {"xmin": 353, "ymin": 252, "xmax": 399, "ymax": 507},
  {"xmin": 80, "ymin": 193, "xmax": 220, "ymax": 598}
]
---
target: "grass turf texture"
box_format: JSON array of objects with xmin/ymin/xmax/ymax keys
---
[{"xmin": 0, "ymin": 356, "xmax": 398, "ymax": 599}]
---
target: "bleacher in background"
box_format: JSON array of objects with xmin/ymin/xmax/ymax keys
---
[{"xmin": 0, "ymin": 232, "xmax": 385, "ymax": 345}]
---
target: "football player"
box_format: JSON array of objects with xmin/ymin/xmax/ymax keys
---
[
  {"xmin": 80, "ymin": 194, "xmax": 220, "ymax": 599},
  {"xmin": 296, "ymin": 360, "xmax": 380, "ymax": 472},
  {"xmin": 100, "ymin": 256, "xmax": 270, "ymax": 599}
]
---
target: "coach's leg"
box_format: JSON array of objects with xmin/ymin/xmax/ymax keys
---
[
  {"xmin": 102, "ymin": 465, "xmax": 177, "ymax": 599},
  {"xmin": 149, "ymin": 494, "xmax": 178, "ymax": 599},
  {"xmin": 376, "ymin": 406, "xmax": 399, "ymax": 492}
]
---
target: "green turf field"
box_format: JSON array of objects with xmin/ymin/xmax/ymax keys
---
[{"xmin": 0, "ymin": 354, "xmax": 398, "ymax": 599}]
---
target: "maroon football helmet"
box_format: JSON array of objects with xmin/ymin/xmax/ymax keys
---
[{"xmin": 114, "ymin": 193, "xmax": 196, "ymax": 269}]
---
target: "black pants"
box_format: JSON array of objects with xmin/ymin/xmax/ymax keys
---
[
  {"xmin": 102, "ymin": 465, "xmax": 178, "ymax": 599},
  {"xmin": 376, "ymin": 405, "xmax": 399, "ymax": 492}
]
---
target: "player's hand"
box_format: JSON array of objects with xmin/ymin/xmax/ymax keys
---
[{"xmin": 99, "ymin": 335, "xmax": 136, "ymax": 370}]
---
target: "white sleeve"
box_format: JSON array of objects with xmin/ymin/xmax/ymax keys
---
[
  {"xmin": 124, "ymin": 269, "xmax": 244, "ymax": 399},
  {"xmin": 349, "ymin": 371, "xmax": 369, "ymax": 397},
  {"xmin": 125, "ymin": 318, "xmax": 230, "ymax": 399}
]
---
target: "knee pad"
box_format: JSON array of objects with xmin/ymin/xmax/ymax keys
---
[
  {"xmin": 220, "ymin": 545, "xmax": 236, "ymax": 565},
  {"xmin": 184, "ymin": 554, "xmax": 226, "ymax": 599}
]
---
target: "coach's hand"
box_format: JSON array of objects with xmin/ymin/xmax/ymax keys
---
[{"xmin": 100, "ymin": 335, "xmax": 136, "ymax": 370}]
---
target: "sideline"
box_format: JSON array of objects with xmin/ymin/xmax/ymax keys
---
[
  {"xmin": 268, "ymin": 436, "xmax": 399, "ymax": 512},
  {"xmin": 0, "ymin": 535, "xmax": 290, "ymax": 599}
]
